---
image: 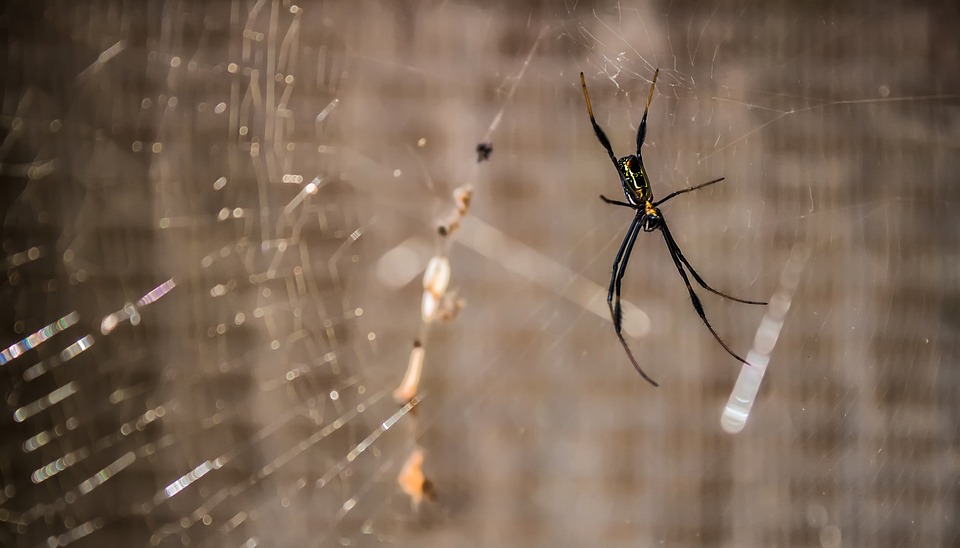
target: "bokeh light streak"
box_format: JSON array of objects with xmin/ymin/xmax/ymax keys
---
[
  {"xmin": 160, "ymin": 460, "xmax": 216, "ymax": 501},
  {"xmin": 13, "ymin": 382, "xmax": 79, "ymax": 423},
  {"xmin": 77, "ymin": 451, "xmax": 136, "ymax": 495},
  {"xmin": 0, "ymin": 312, "xmax": 79, "ymax": 366},
  {"xmin": 722, "ymin": 244, "xmax": 809, "ymax": 433},
  {"xmin": 136, "ymin": 278, "xmax": 177, "ymax": 307},
  {"xmin": 22, "ymin": 336, "xmax": 94, "ymax": 382}
]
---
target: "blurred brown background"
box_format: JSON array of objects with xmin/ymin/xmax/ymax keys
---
[{"xmin": 1, "ymin": 0, "xmax": 959, "ymax": 546}]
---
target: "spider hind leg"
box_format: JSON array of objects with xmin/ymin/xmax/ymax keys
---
[
  {"xmin": 659, "ymin": 221, "xmax": 755, "ymax": 366},
  {"xmin": 608, "ymin": 215, "xmax": 643, "ymax": 333}
]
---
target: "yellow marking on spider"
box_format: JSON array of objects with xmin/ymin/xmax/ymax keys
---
[
  {"xmin": 580, "ymin": 72, "xmax": 596, "ymax": 118},
  {"xmin": 645, "ymin": 68, "xmax": 660, "ymax": 112}
]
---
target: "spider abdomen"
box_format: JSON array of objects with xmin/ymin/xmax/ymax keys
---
[{"xmin": 617, "ymin": 155, "xmax": 653, "ymax": 202}]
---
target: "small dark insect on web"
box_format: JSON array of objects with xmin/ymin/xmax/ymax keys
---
[
  {"xmin": 475, "ymin": 142, "xmax": 493, "ymax": 162},
  {"xmin": 579, "ymin": 70, "xmax": 767, "ymax": 386}
]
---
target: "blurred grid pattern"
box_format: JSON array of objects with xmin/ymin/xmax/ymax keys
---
[{"xmin": 1, "ymin": 0, "xmax": 959, "ymax": 546}]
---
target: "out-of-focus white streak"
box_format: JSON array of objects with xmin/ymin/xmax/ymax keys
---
[
  {"xmin": 46, "ymin": 518, "xmax": 104, "ymax": 547},
  {"xmin": 457, "ymin": 216, "xmax": 651, "ymax": 338},
  {"xmin": 101, "ymin": 278, "xmax": 177, "ymax": 334},
  {"xmin": 376, "ymin": 237, "xmax": 432, "ymax": 289},
  {"xmin": 77, "ymin": 451, "xmax": 137, "ymax": 495},
  {"xmin": 158, "ymin": 460, "xmax": 217, "ymax": 502},
  {"xmin": 31, "ymin": 448, "xmax": 91, "ymax": 484},
  {"xmin": 721, "ymin": 244, "xmax": 809, "ymax": 434},
  {"xmin": 31, "ymin": 404, "xmax": 164, "ymax": 489},
  {"xmin": 0, "ymin": 311, "xmax": 79, "ymax": 365},
  {"xmin": 14, "ymin": 382, "xmax": 79, "ymax": 423},
  {"xmin": 281, "ymin": 176, "xmax": 326, "ymax": 216},
  {"xmin": 137, "ymin": 278, "xmax": 177, "ymax": 306},
  {"xmin": 315, "ymin": 97, "xmax": 339, "ymax": 124},
  {"xmin": 22, "ymin": 335, "xmax": 95, "ymax": 381},
  {"xmin": 76, "ymin": 40, "xmax": 125, "ymax": 82},
  {"xmin": 4, "ymin": 246, "xmax": 44, "ymax": 268},
  {"xmin": 22, "ymin": 417, "xmax": 79, "ymax": 453}
]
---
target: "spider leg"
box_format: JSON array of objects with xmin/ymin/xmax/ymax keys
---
[
  {"xmin": 600, "ymin": 194, "xmax": 637, "ymax": 208},
  {"xmin": 608, "ymin": 214, "xmax": 643, "ymax": 333},
  {"xmin": 660, "ymin": 222, "xmax": 767, "ymax": 305},
  {"xmin": 636, "ymin": 68, "xmax": 660, "ymax": 152},
  {"xmin": 654, "ymin": 177, "xmax": 725, "ymax": 206},
  {"xmin": 658, "ymin": 220, "xmax": 754, "ymax": 366},
  {"xmin": 613, "ymin": 216, "xmax": 644, "ymax": 332},
  {"xmin": 614, "ymin": 328, "xmax": 659, "ymax": 387},
  {"xmin": 607, "ymin": 214, "xmax": 658, "ymax": 386},
  {"xmin": 580, "ymin": 72, "xmax": 618, "ymax": 167}
]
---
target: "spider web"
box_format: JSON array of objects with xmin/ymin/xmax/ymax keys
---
[{"xmin": 1, "ymin": 1, "xmax": 958, "ymax": 546}]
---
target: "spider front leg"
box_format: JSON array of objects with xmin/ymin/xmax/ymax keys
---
[
  {"xmin": 580, "ymin": 72, "xmax": 619, "ymax": 167},
  {"xmin": 636, "ymin": 68, "xmax": 660, "ymax": 153}
]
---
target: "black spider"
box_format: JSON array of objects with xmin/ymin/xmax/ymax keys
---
[{"xmin": 579, "ymin": 70, "xmax": 766, "ymax": 386}]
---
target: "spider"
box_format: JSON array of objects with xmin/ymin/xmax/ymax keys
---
[{"xmin": 579, "ymin": 69, "xmax": 766, "ymax": 386}]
